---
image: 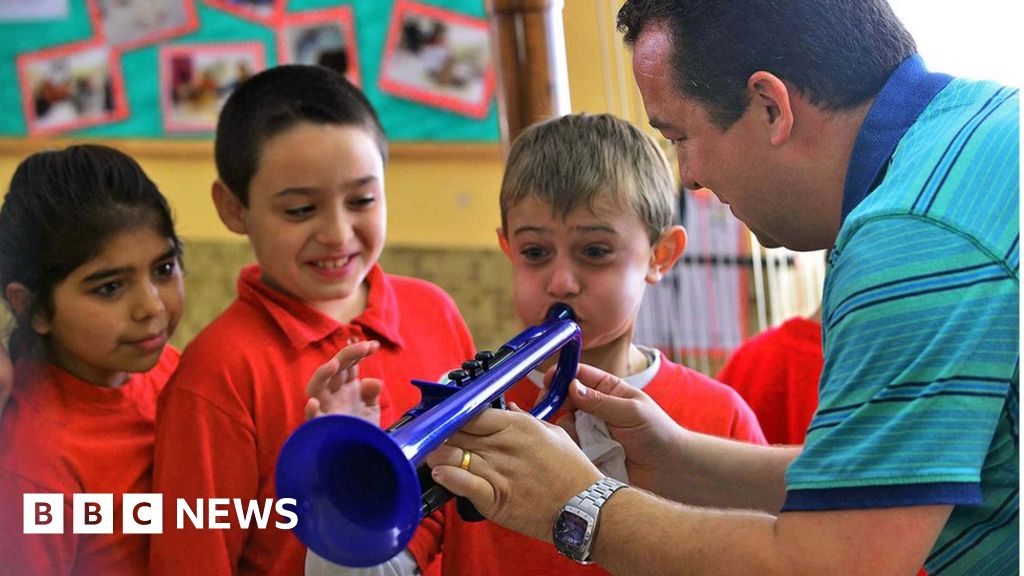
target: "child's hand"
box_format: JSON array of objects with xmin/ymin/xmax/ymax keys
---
[
  {"xmin": 305, "ymin": 340, "xmax": 383, "ymax": 426},
  {"xmin": 0, "ymin": 341, "xmax": 11, "ymax": 424}
]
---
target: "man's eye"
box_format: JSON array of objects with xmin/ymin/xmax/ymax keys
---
[{"xmin": 348, "ymin": 196, "xmax": 376, "ymax": 209}]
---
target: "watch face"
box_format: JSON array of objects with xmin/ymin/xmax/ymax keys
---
[{"xmin": 554, "ymin": 509, "xmax": 590, "ymax": 549}]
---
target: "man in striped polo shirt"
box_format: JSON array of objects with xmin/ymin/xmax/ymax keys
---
[{"xmin": 425, "ymin": 1, "xmax": 1018, "ymax": 574}]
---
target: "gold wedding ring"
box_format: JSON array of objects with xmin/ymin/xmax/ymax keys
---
[{"xmin": 459, "ymin": 449, "xmax": 473, "ymax": 471}]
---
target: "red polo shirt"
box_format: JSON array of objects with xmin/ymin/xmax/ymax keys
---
[
  {"xmin": 716, "ymin": 317, "xmax": 823, "ymax": 445},
  {"xmin": 150, "ymin": 264, "xmax": 474, "ymax": 576},
  {"xmin": 0, "ymin": 348, "xmax": 179, "ymax": 576}
]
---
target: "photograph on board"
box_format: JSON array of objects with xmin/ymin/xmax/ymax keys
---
[
  {"xmin": 17, "ymin": 42, "xmax": 127, "ymax": 136},
  {"xmin": 379, "ymin": 0, "xmax": 495, "ymax": 118},
  {"xmin": 159, "ymin": 43, "xmax": 265, "ymax": 133},
  {"xmin": 277, "ymin": 7, "xmax": 360, "ymax": 85}
]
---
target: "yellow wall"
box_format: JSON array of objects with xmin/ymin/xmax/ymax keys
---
[
  {"xmin": 563, "ymin": 1, "xmax": 648, "ymax": 128},
  {"xmin": 0, "ymin": 2, "xmax": 634, "ymax": 251},
  {"xmin": 0, "ymin": 140, "xmax": 506, "ymax": 249}
]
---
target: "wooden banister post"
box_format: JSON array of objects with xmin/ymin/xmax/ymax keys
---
[{"xmin": 486, "ymin": 0, "xmax": 570, "ymax": 151}]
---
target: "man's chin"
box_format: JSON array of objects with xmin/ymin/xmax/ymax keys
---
[{"xmin": 752, "ymin": 232, "xmax": 783, "ymax": 249}]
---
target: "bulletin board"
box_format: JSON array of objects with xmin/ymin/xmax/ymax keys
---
[{"xmin": 0, "ymin": 0, "xmax": 500, "ymax": 142}]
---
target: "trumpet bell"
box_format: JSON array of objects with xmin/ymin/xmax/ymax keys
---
[{"xmin": 277, "ymin": 415, "xmax": 420, "ymax": 567}]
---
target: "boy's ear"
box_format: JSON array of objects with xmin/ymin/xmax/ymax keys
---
[
  {"xmin": 5, "ymin": 283, "xmax": 50, "ymax": 335},
  {"xmin": 747, "ymin": 70, "xmax": 794, "ymax": 146},
  {"xmin": 496, "ymin": 227, "xmax": 513, "ymax": 260},
  {"xmin": 212, "ymin": 180, "xmax": 248, "ymax": 235},
  {"xmin": 646, "ymin": 225, "xmax": 687, "ymax": 284}
]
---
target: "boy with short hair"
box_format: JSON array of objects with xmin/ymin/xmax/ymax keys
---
[
  {"xmin": 149, "ymin": 65, "xmax": 475, "ymax": 576},
  {"xmin": 309, "ymin": 112, "xmax": 765, "ymax": 576}
]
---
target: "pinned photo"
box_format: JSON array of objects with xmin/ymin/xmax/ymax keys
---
[
  {"xmin": 159, "ymin": 43, "xmax": 265, "ymax": 133},
  {"xmin": 88, "ymin": 0, "xmax": 197, "ymax": 50},
  {"xmin": 277, "ymin": 7, "xmax": 360, "ymax": 86},
  {"xmin": 17, "ymin": 42, "xmax": 128, "ymax": 136},
  {"xmin": 379, "ymin": 0, "xmax": 495, "ymax": 118}
]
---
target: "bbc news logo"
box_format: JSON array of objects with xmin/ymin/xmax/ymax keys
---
[{"xmin": 24, "ymin": 494, "xmax": 298, "ymax": 534}]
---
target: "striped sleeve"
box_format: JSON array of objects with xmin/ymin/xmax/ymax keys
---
[{"xmin": 783, "ymin": 215, "xmax": 1018, "ymax": 509}]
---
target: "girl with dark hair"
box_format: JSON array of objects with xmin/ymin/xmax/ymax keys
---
[{"xmin": 0, "ymin": 145, "xmax": 184, "ymax": 575}]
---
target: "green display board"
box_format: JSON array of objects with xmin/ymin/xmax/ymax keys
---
[{"xmin": 0, "ymin": 0, "xmax": 500, "ymax": 141}]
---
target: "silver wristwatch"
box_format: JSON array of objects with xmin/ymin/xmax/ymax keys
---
[{"xmin": 552, "ymin": 477, "xmax": 627, "ymax": 564}]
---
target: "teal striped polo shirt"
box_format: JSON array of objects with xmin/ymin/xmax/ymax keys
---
[{"xmin": 783, "ymin": 56, "xmax": 1019, "ymax": 575}]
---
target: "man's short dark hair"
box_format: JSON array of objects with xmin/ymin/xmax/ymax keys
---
[
  {"xmin": 215, "ymin": 65, "xmax": 387, "ymax": 205},
  {"xmin": 617, "ymin": 0, "xmax": 917, "ymax": 129}
]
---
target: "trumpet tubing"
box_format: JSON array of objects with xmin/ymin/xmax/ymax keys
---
[{"xmin": 276, "ymin": 304, "xmax": 582, "ymax": 567}]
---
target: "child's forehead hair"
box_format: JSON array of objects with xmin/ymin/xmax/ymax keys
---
[
  {"xmin": 506, "ymin": 189, "xmax": 635, "ymax": 227},
  {"xmin": 499, "ymin": 113, "xmax": 676, "ymax": 243}
]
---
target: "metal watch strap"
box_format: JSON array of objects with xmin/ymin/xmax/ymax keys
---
[
  {"xmin": 568, "ymin": 477, "xmax": 626, "ymax": 515},
  {"xmin": 561, "ymin": 477, "xmax": 627, "ymax": 562}
]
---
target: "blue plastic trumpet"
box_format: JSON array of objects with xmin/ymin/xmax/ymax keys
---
[{"xmin": 275, "ymin": 304, "xmax": 582, "ymax": 567}]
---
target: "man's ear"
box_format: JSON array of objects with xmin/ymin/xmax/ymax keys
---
[
  {"xmin": 5, "ymin": 283, "xmax": 50, "ymax": 335},
  {"xmin": 647, "ymin": 225, "xmax": 687, "ymax": 284},
  {"xmin": 747, "ymin": 70, "xmax": 794, "ymax": 146},
  {"xmin": 212, "ymin": 180, "xmax": 248, "ymax": 235},
  {"xmin": 496, "ymin": 227, "xmax": 513, "ymax": 260}
]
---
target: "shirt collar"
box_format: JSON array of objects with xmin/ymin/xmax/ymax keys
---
[
  {"xmin": 841, "ymin": 54, "xmax": 953, "ymax": 224},
  {"xmin": 237, "ymin": 264, "xmax": 405, "ymax": 350},
  {"xmin": 351, "ymin": 264, "xmax": 406, "ymax": 349}
]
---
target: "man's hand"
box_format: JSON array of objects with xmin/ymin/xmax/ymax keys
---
[
  {"xmin": 305, "ymin": 340, "xmax": 383, "ymax": 426},
  {"xmin": 426, "ymin": 406, "xmax": 602, "ymax": 542},
  {"xmin": 559, "ymin": 364, "xmax": 687, "ymax": 494}
]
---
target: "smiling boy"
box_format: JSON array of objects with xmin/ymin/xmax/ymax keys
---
[{"xmin": 149, "ymin": 66, "xmax": 475, "ymax": 576}]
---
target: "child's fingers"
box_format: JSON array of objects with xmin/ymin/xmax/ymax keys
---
[
  {"xmin": 305, "ymin": 397, "xmax": 322, "ymax": 421},
  {"xmin": 306, "ymin": 358, "xmax": 341, "ymax": 397},
  {"xmin": 306, "ymin": 341, "xmax": 384, "ymax": 424},
  {"xmin": 321, "ymin": 377, "xmax": 359, "ymax": 412},
  {"xmin": 321, "ymin": 377, "xmax": 363, "ymax": 410},
  {"xmin": 342, "ymin": 376, "xmax": 360, "ymax": 407},
  {"xmin": 328, "ymin": 340, "xmax": 381, "ymax": 393},
  {"xmin": 360, "ymin": 378, "xmax": 383, "ymax": 408},
  {"xmin": 342, "ymin": 361, "xmax": 358, "ymax": 387},
  {"xmin": 335, "ymin": 340, "xmax": 380, "ymax": 372}
]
